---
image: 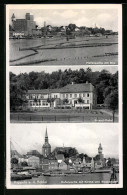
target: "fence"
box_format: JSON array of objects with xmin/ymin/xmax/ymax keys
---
[{"xmin": 10, "ymin": 113, "xmax": 116, "ymax": 123}]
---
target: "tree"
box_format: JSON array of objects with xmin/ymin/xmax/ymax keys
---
[
  {"xmin": 11, "ymin": 158, "xmax": 18, "ymax": 164},
  {"xmin": 10, "ymin": 82, "xmax": 28, "ymax": 111},
  {"xmin": 63, "ymin": 98, "xmax": 69, "ymax": 105},
  {"xmin": 68, "ymin": 148, "xmax": 78, "ymax": 157},
  {"xmin": 21, "ymin": 161, "xmax": 28, "ymax": 167},
  {"xmin": 33, "ymin": 97, "xmax": 37, "ymax": 110},
  {"xmin": 95, "ymin": 70, "xmax": 111, "ymax": 104},
  {"xmin": 68, "ymin": 24, "xmax": 77, "ymax": 32},
  {"xmin": 78, "ymin": 97, "xmax": 84, "ymax": 111},
  {"xmin": 104, "ymin": 89, "xmax": 118, "ymax": 122},
  {"xmin": 47, "ymin": 97, "xmax": 55, "ymax": 108}
]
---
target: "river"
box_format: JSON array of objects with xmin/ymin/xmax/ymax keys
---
[
  {"xmin": 9, "ymin": 35, "xmax": 118, "ymax": 65},
  {"xmin": 11, "ymin": 173, "xmax": 119, "ymax": 185}
]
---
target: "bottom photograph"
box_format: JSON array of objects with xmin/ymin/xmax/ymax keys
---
[{"xmin": 7, "ymin": 123, "xmax": 122, "ymax": 188}]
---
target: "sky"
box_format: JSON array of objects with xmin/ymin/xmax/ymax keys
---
[
  {"xmin": 10, "ymin": 123, "xmax": 119, "ymax": 158},
  {"xmin": 9, "ymin": 7, "xmax": 118, "ymax": 31},
  {"xmin": 10, "ymin": 65, "xmax": 118, "ymax": 75}
]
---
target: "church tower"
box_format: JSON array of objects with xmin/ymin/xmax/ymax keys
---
[
  {"xmin": 42, "ymin": 128, "xmax": 51, "ymax": 157},
  {"xmin": 11, "ymin": 13, "xmax": 16, "ymax": 29},
  {"xmin": 98, "ymin": 143, "xmax": 104, "ymax": 160}
]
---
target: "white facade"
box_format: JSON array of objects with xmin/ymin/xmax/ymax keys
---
[{"xmin": 26, "ymin": 83, "xmax": 97, "ymax": 110}]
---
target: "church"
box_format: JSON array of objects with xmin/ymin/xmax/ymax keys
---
[{"xmin": 42, "ymin": 128, "xmax": 51, "ymax": 157}]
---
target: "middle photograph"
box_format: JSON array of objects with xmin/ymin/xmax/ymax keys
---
[{"xmin": 10, "ymin": 65, "xmax": 118, "ymax": 123}]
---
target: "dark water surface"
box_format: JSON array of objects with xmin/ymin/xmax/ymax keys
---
[{"xmin": 12, "ymin": 173, "xmax": 119, "ymax": 185}]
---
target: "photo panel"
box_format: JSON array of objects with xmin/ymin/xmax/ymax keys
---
[
  {"xmin": 9, "ymin": 65, "xmax": 119, "ymax": 123},
  {"xmin": 7, "ymin": 4, "xmax": 122, "ymax": 66},
  {"xmin": 7, "ymin": 123, "xmax": 122, "ymax": 188}
]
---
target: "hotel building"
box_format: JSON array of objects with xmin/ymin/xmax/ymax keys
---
[{"xmin": 26, "ymin": 82, "xmax": 97, "ymax": 110}]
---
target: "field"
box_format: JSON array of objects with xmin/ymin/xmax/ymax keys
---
[
  {"xmin": 10, "ymin": 35, "xmax": 118, "ymax": 65},
  {"xmin": 10, "ymin": 109, "xmax": 118, "ymax": 123}
]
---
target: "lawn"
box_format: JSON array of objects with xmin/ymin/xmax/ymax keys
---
[{"xmin": 10, "ymin": 109, "xmax": 118, "ymax": 123}]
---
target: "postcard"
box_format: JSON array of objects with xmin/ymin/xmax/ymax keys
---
[{"xmin": 6, "ymin": 4, "xmax": 122, "ymax": 189}]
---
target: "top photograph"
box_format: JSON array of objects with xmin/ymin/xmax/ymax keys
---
[{"xmin": 7, "ymin": 4, "xmax": 121, "ymax": 66}]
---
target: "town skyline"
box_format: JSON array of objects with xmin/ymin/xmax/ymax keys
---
[
  {"xmin": 10, "ymin": 123, "xmax": 119, "ymax": 158},
  {"xmin": 9, "ymin": 7, "xmax": 118, "ymax": 31}
]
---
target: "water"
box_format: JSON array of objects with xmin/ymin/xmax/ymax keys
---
[
  {"xmin": 12, "ymin": 173, "xmax": 119, "ymax": 185},
  {"xmin": 9, "ymin": 36, "xmax": 118, "ymax": 65}
]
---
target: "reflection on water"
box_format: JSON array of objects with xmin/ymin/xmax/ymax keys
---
[
  {"xmin": 12, "ymin": 173, "xmax": 119, "ymax": 185},
  {"xmin": 9, "ymin": 36, "xmax": 118, "ymax": 65}
]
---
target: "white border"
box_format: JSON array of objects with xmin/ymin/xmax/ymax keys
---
[{"xmin": 6, "ymin": 4, "xmax": 123, "ymax": 189}]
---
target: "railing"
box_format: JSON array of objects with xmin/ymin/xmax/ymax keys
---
[{"xmin": 10, "ymin": 113, "xmax": 117, "ymax": 123}]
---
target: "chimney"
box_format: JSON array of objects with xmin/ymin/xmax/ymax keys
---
[{"xmin": 86, "ymin": 81, "xmax": 88, "ymax": 84}]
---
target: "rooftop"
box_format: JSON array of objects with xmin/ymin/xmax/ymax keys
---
[{"xmin": 27, "ymin": 82, "xmax": 94, "ymax": 94}]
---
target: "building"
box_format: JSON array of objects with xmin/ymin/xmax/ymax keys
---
[
  {"xmin": 26, "ymin": 82, "xmax": 97, "ymax": 110},
  {"xmin": 98, "ymin": 143, "xmax": 104, "ymax": 160},
  {"xmin": 42, "ymin": 158, "xmax": 49, "ymax": 171},
  {"xmin": 26, "ymin": 150, "xmax": 41, "ymax": 158},
  {"xmin": 27, "ymin": 156, "xmax": 40, "ymax": 168},
  {"xmin": 94, "ymin": 143, "xmax": 105, "ymax": 168},
  {"xmin": 42, "ymin": 128, "xmax": 51, "ymax": 157},
  {"xmin": 11, "ymin": 13, "xmax": 36, "ymax": 37},
  {"xmin": 55, "ymin": 154, "xmax": 65, "ymax": 163},
  {"xmin": 49, "ymin": 159, "xmax": 58, "ymax": 170},
  {"xmin": 58, "ymin": 161, "xmax": 68, "ymax": 170}
]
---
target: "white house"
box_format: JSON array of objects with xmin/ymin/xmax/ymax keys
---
[{"xmin": 26, "ymin": 82, "xmax": 97, "ymax": 110}]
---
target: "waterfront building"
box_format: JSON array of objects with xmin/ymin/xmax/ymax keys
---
[
  {"xmin": 42, "ymin": 128, "xmax": 51, "ymax": 157},
  {"xmin": 27, "ymin": 156, "xmax": 40, "ymax": 168},
  {"xmin": 26, "ymin": 82, "xmax": 97, "ymax": 110},
  {"xmin": 98, "ymin": 143, "xmax": 104, "ymax": 160},
  {"xmin": 11, "ymin": 13, "xmax": 36, "ymax": 37},
  {"xmin": 42, "ymin": 158, "xmax": 49, "ymax": 171},
  {"xmin": 49, "ymin": 159, "xmax": 58, "ymax": 170},
  {"xmin": 94, "ymin": 143, "xmax": 105, "ymax": 168},
  {"xmin": 55, "ymin": 154, "xmax": 65, "ymax": 163},
  {"xmin": 58, "ymin": 161, "xmax": 68, "ymax": 170},
  {"xmin": 26, "ymin": 150, "xmax": 41, "ymax": 158}
]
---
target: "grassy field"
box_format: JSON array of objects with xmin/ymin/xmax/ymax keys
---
[{"xmin": 10, "ymin": 109, "xmax": 118, "ymax": 123}]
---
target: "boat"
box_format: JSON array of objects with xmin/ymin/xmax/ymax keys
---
[{"xmin": 11, "ymin": 173, "xmax": 32, "ymax": 181}]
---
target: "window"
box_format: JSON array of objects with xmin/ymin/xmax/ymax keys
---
[
  {"xmin": 87, "ymin": 93, "xmax": 89, "ymax": 97},
  {"xmin": 74, "ymin": 94, "xmax": 77, "ymax": 98},
  {"xmin": 70, "ymin": 94, "xmax": 72, "ymax": 98},
  {"xmin": 83, "ymin": 93, "xmax": 85, "ymax": 97},
  {"xmin": 87, "ymin": 100, "xmax": 89, "ymax": 104},
  {"xmin": 63, "ymin": 94, "xmax": 65, "ymax": 98}
]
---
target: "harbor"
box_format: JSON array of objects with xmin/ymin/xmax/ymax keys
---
[{"xmin": 11, "ymin": 171, "xmax": 119, "ymax": 185}]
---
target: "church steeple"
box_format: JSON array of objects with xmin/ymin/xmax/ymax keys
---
[
  {"xmin": 98, "ymin": 143, "xmax": 102, "ymax": 154},
  {"xmin": 11, "ymin": 13, "xmax": 16, "ymax": 22},
  {"xmin": 98, "ymin": 143, "xmax": 104, "ymax": 160},
  {"xmin": 42, "ymin": 127, "xmax": 51, "ymax": 157},
  {"xmin": 45, "ymin": 127, "xmax": 48, "ymax": 143}
]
